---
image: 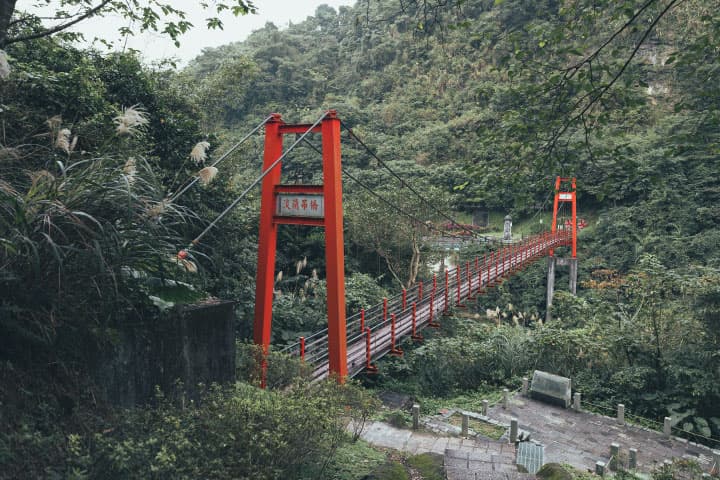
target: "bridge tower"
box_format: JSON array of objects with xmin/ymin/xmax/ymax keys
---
[
  {"xmin": 254, "ymin": 111, "xmax": 348, "ymax": 384},
  {"xmin": 546, "ymin": 177, "xmax": 578, "ymax": 322}
]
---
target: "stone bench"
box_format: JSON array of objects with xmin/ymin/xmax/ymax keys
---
[{"xmin": 529, "ymin": 370, "xmax": 571, "ymax": 408}]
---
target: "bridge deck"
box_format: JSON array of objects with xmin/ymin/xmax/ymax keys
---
[{"xmin": 280, "ymin": 231, "xmax": 571, "ymax": 380}]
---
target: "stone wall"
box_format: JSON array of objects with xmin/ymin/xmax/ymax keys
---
[{"xmin": 99, "ymin": 300, "xmax": 236, "ymax": 406}]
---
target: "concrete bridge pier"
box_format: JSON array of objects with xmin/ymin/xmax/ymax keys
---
[
  {"xmin": 546, "ymin": 256, "xmax": 578, "ymax": 322},
  {"xmin": 546, "ymin": 256, "xmax": 556, "ymax": 323}
]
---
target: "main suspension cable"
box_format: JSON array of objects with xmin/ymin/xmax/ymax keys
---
[
  {"xmin": 179, "ymin": 112, "xmax": 328, "ymax": 255},
  {"xmin": 339, "ymin": 120, "xmax": 491, "ymax": 241},
  {"xmin": 299, "ymin": 137, "xmax": 486, "ymax": 241}
]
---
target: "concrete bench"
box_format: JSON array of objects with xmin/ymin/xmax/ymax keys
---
[{"xmin": 530, "ymin": 370, "xmax": 571, "ymax": 408}]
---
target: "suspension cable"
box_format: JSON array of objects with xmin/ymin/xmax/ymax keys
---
[
  {"xmin": 339, "ymin": 120, "xmax": 491, "ymax": 241},
  {"xmin": 179, "ymin": 112, "xmax": 328, "ymax": 254},
  {"xmin": 299, "ymin": 138, "xmax": 478, "ymax": 240},
  {"xmin": 169, "ymin": 115, "xmax": 274, "ymax": 203}
]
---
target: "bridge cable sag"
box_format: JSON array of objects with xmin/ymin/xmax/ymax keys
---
[
  {"xmin": 339, "ymin": 120, "xmax": 493, "ymax": 242},
  {"xmin": 299, "ymin": 138, "xmax": 476, "ymax": 240}
]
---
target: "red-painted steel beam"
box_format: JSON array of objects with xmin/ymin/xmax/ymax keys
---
[
  {"xmin": 274, "ymin": 184, "xmax": 324, "ymax": 194},
  {"xmin": 253, "ymin": 114, "xmax": 283, "ymax": 353},
  {"xmin": 279, "ymin": 124, "xmax": 323, "ymax": 134},
  {"xmin": 321, "ymin": 111, "xmax": 348, "ymax": 380}
]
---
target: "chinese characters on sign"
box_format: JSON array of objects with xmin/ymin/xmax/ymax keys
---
[{"xmin": 276, "ymin": 194, "xmax": 324, "ymax": 218}]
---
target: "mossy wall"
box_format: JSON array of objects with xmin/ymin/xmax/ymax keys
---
[{"xmin": 99, "ymin": 301, "xmax": 236, "ymax": 406}]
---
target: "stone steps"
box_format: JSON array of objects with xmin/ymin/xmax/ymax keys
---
[
  {"xmin": 444, "ymin": 445, "xmax": 536, "ymax": 480},
  {"xmin": 444, "ymin": 467, "xmax": 537, "ymax": 480}
]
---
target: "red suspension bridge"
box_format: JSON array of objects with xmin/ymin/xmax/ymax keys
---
[
  {"xmin": 176, "ymin": 111, "xmax": 579, "ymax": 386},
  {"xmin": 283, "ymin": 229, "xmax": 573, "ymax": 381}
]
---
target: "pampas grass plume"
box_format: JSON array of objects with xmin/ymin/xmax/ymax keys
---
[
  {"xmin": 181, "ymin": 259, "xmax": 198, "ymax": 273},
  {"xmin": 190, "ymin": 141, "xmax": 210, "ymax": 165},
  {"xmin": 46, "ymin": 115, "xmax": 62, "ymax": 131},
  {"xmin": 197, "ymin": 166, "xmax": 218, "ymax": 186},
  {"xmin": 114, "ymin": 105, "xmax": 149, "ymax": 136},
  {"xmin": 55, "ymin": 128, "xmax": 72, "ymax": 153}
]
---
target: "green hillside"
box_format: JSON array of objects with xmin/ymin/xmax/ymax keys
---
[{"xmin": 1, "ymin": 0, "xmax": 719, "ymax": 477}]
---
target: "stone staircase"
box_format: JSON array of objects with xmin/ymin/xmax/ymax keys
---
[{"xmin": 444, "ymin": 444, "xmax": 537, "ymax": 480}]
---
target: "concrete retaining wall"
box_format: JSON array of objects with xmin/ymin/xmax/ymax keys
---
[{"xmin": 99, "ymin": 300, "xmax": 236, "ymax": 406}]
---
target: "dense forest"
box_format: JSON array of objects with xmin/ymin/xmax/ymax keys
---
[{"xmin": 1, "ymin": 0, "xmax": 719, "ymax": 478}]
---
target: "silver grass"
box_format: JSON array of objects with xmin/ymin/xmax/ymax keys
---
[
  {"xmin": 197, "ymin": 166, "xmax": 218, "ymax": 186},
  {"xmin": 190, "ymin": 141, "xmax": 211, "ymax": 165},
  {"xmin": 55, "ymin": 128, "xmax": 72, "ymax": 153},
  {"xmin": 114, "ymin": 105, "xmax": 149, "ymax": 136},
  {"xmin": 46, "ymin": 115, "xmax": 62, "ymax": 131}
]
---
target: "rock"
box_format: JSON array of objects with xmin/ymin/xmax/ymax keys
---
[{"xmin": 536, "ymin": 463, "xmax": 572, "ymax": 480}]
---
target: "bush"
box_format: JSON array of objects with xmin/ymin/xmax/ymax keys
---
[{"xmin": 87, "ymin": 381, "xmax": 366, "ymax": 479}]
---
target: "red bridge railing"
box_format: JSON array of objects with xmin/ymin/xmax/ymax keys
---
[{"xmin": 280, "ymin": 230, "xmax": 571, "ymax": 380}]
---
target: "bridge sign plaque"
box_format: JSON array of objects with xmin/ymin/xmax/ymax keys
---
[{"xmin": 276, "ymin": 193, "xmax": 324, "ymax": 218}]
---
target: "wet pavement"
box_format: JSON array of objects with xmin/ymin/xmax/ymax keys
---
[
  {"xmin": 357, "ymin": 393, "xmax": 719, "ymax": 478},
  {"xmin": 488, "ymin": 394, "xmax": 717, "ymax": 474}
]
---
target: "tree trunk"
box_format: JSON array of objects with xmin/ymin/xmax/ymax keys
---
[
  {"xmin": 406, "ymin": 233, "xmax": 421, "ymax": 289},
  {"xmin": 0, "ymin": 0, "xmax": 18, "ymax": 48}
]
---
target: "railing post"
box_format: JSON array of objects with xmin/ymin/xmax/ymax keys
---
[
  {"xmin": 477, "ymin": 258, "xmax": 483, "ymax": 293},
  {"xmin": 456, "ymin": 265, "xmax": 462, "ymax": 306},
  {"xmin": 411, "ymin": 302, "xmax": 423, "ymax": 341},
  {"xmin": 494, "ymin": 251, "xmax": 499, "ymax": 284},
  {"xmin": 390, "ymin": 313, "xmax": 403, "ymax": 355},
  {"xmin": 364, "ymin": 327, "xmax": 377, "ymax": 373},
  {"xmin": 432, "ymin": 274, "xmax": 437, "ymax": 295},
  {"xmin": 609, "ymin": 443, "xmax": 619, "ymax": 470},
  {"xmin": 444, "ymin": 269, "xmax": 449, "ymax": 313},
  {"xmin": 383, "ymin": 297, "xmax": 388, "ymax": 324},
  {"xmin": 508, "ymin": 243, "xmax": 515, "ymax": 275},
  {"xmin": 487, "ymin": 251, "xmax": 493, "ymax": 286},
  {"xmin": 300, "ymin": 336, "xmax": 305, "ymax": 361},
  {"xmin": 418, "ymin": 281, "xmax": 423, "ymax": 301},
  {"xmin": 663, "ymin": 417, "xmax": 672, "ymax": 438},
  {"xmin": 467, "ymin": 261, "xmax": 473, "ymax": 299},
  {"xmin": 429, "ymin": 293, "xmax": 440, "ymax": 328}
]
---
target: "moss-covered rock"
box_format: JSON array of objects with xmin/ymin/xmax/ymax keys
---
[
  {"xmin": 407, "ymin": 452, "xmax": 444, "ymax": 480},
  {"xmin": 536, "ymin": 463, "xmax": 573, "ymax": 480},
  {"xmin": 362, "ymin": 461, "xmax": 409, "ymax": 480}
]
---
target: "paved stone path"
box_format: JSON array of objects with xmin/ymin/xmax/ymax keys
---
[
  {"xmin": 488, "ymin": 394, "xmax": 717, "ymax": 474},
  {"xmin": 360, "ymin": 420, "xmax": 536, "ymax": 479},
  {"xmin": 358, "ymin": 394, "xmax": 719, "ymax": 478},
  {"xmin": 360, "ymin": 420, "xmax": 512, "ymax": 457}
]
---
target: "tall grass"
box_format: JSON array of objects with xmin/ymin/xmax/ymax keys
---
[{"xmin": 0, "ymin": 154, "xmax": 197, "ymax": 365}]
